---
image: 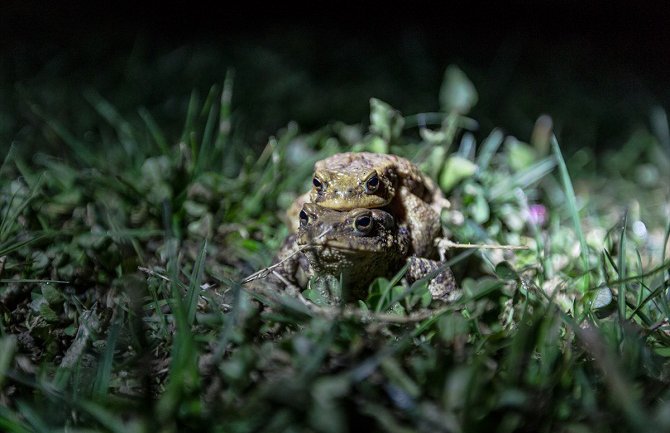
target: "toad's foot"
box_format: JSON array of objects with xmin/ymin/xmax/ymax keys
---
[{"xmin": 406, "ymin": 256, "xmax": 459, "ymax": 302}]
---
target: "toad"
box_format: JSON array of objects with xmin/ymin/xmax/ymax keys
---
[
  {"xmin": 273, "ymin": 203, "xmax": 456, "ymax": 303},
  {"xmin": 287, "ymin": 152, "xmax": 449, "ymax": 258}
]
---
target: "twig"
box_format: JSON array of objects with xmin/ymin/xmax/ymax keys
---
[
  {"xmin": 437, "ymin": 238, "xmax": 529, "ymax": 250},
  {"xmin": 60, "ymin": 309, "xmax": 101, "ymax": 370},
  {"xmin": 645, "ymin": 318, "xmax": 670, "ymax": 335},
  {"xmin": 242, "ymin": 227, "xmax": 332, "ymax": 284},
  {"xmin": 138, "ymin": 266, "xmax": 171, "ymax": 281}
]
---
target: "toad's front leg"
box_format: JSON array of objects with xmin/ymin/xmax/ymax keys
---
[{"xmin": 406, "ymin": 256, "xmax": 458, "ymax": 302}]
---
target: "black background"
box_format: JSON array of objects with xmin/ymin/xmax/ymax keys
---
[{"xmin": 2, "ymin": 1, "xmax": 670, "ymax": 153}]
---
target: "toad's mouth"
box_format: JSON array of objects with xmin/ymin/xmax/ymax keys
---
[
  {"xmin": 305, "ymin": 241, "xmax": 381, "ymax": 254},
  {"xmin": 298, "ymin": 227, "xmax": 384, "ymax": 253},
  {"xmin": 314, "ymin": 195, "xmax": 389, "ymax": 210}
]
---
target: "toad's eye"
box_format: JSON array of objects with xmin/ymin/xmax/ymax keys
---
[
  {"xmin": 354, "ymin": 214, "xmax": 373, "ymax": 233},
  {"xmin": 364, "ymin": 174, "xmax": 379, "ymax": 193},
  {"xmin": 312, "ymin": 176, "xmax": 325, "ymax": 192},
  {"xmin": 299, "ymin": 209, "xmax": 309, "ymax": 227}
]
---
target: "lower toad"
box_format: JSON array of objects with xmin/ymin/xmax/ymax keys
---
[{"xmin": 272, "ymin": 203, "xmax": 457, "ymax": 303}]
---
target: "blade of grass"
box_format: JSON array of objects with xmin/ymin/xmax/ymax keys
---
[
  {"xmin": 551, "ymin": 135, "xmax": 590, "ymax": 291},
  {"xmin": 28, "ymin": 103, "xmax": 97, "ymax": 166},
  {"xmin": 0, "ymin": 143, "xmax": 16, "ymax": 175},
  {"xmin": 0, "ymin": 336, "xmax": 16, "ymax": 389},
  {"xmin": 216, "ymin": 69, "xmax": 235, "ymax": 168},
  {"xmin": 489, "ymin": 156, "xmax": 556, "ymax": 200},
  {"xmin": 194, "ymin": 85, "xmax": 221, "ymax": 175},
  {"xmin": 0, "ymin": 174, "xmax": 44, "ymax": 242},
  {"xmin": 618, "ymin": 212, "xmax": 628, "ymax": 325},
  {"xmin": 0, "ymin": 232, "xmax": 52, "ymax": 257},
  {"xmin": 181, "ymin": 90, "xmax": 199, "ymax": 157},
  {"xmin": 85, "ymin": 90, "xmax": 139, "ymax": 159},
  {"xmin": 0, "ymin": 279, "xmax": 68, "ymax": 284},
  {"xmin": 635, "ymin": 249, "xmax": 644, "ymax": 308},
  {"xmin": 138, "ymin": 107, "xmax": 170, "ymax": 156},
  {"xmin": 186, "ymin": 240, "xmax": 207, "ymax": 325},
  {"xmin": 298, "ymin": 321, "xmax": 337, "ymax": 378},
  {"xmin": 590, "ymin": 259, "xmax": 670, "ymax": 291},
  {"xmin": 661, "ymin": 219, "xmax": 670, "ymax": 313},
  {"xmin": 157, "ymin": 231, "xmax": 199, "ymax": 419},
  {"xmin": 532, "ymin": 283, "xmax": 648, "ymax": 430},
  {"xmin": 374, "ymin": 261, "xmax": 410, "ymax": 313},
  {"xmin": 0, "ymin": 406, "xmax": 34, "ymax": 433},
  {"xmin": 76, "ymin": 401, "xmax": 138, "ymax": 433},
  {"xmin": 475, "ymin": 128, "xmax": 504, "ymax": 172},
  {"xmin": 92, "ymin": 309, "xmax": 122, "ymax": 398},
  {"xmin": 15, "ymin": 401, "xmax": 50, "ymax": 433},
  {"xmin": 211, "ymin": 277, "xmax": 244, "ymax": 363},
  {"xmin": 145, "ymin": 275, "xmax": 169, "ymax": 339},
  {"xmin": 380, "ymin": 249, "xmax": 477, "ymax": 312}
]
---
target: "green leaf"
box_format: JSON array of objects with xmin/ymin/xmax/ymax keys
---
[
  {"xmin": 369, "ymin": 98, "xmax": 405, "ymax": 143},
  {"xmin": 41, "ymin": 283, "xmax": 64, "ymax": 305},
  {"xmin": 506, "ymin": 137, "xmax": 538, "ymax": 170},
  {"xmin": 439, "ymin": 65, "xmax": 478, "ymax": 114},
  {"xmin": 439, "ymin": 155, "xmax": 477, "ymax": 192},
  {"xmin": 470, "ymin": 193, "xmax": 490, "ymax": 224},
  {"xmin": 438, "ymin": 314, "xmax": 469, "ymax": 343},
  {"xmin": 495, "ymin": 261, "xmax": 519, "ymax": 281},
  {"xmin": 38, "ymin": 303, "xmax": 59, "ymax": 323}
]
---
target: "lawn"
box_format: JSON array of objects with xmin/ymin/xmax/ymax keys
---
[{"xmin": 1, "ymin": 36, "xmax": 670, "ymax": 433}]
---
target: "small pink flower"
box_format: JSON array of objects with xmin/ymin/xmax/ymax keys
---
[{"xmin": 528, "ymin": 204, "xmax": 547, "ymax": 227}]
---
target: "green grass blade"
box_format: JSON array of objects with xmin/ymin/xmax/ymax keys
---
[
  {"xmin": 0, "ymin": 406, "xmax": 33, "ymax": 433},
  {"xmin": 157, "ymin": 233, "xmax": 200, "ymax": 419},
  {"xmin": 85, "ymin": 90, "xmax": 138, "ymax": 159},
  {"xmin": 634, "ymin": 249, "xmax": 644, "ymax": 308},
  {"xmin": 76, "ymin": 401, "xmax": 137, "ymax": 433},
  {"xmin": 475, "ymin": 128, "xmax": 504, "ymax": 171},
  {"xmin": 374, "ymin": 261, "xmax": 410, "ymax": 313},
  {"xmin": 92, "ymin": 309, "xmax": 122, "ymax": 398},
  {"xmin": 194, "ymin": 85, "xmax": 221, "ymax": 174},
  {"xmin": 211, "ymin": 277, "xmax": 243, "ymax": 363},
  {"xmin": 488, "ymin": 156, "xmax": 556, "ymax": 200},
  {"xmin": 0, "ymin": 143, "xmax": 16, "ymax": 175},
  {"xmin": 138, "ymin": 107, "xmax": 170, "ymax": 156},
  {"xmin": 0, "ymin": 174, "xmax": 44, "ymax": 242},
  {"xmin": 618, "ymin": 212, "xmax": 628, "ymax": 324},
  {"xmin": 215, "ymin": 69, "xmax": 235, "ymax": 157},
  {"xmin": 186, "ymin": 240, "xmax": 207, "ymax": 325},
  {"xmin": 662, "ymin": 219, "xmax": 670, "ymax": 314},
  {"xmin": 28, "ymin": 103, "xmax": 97, "ymax": 166},
  {"xmin": 15, "ymin": 401, "xmax": 50, "ymax": 433},
  {"xmin": 0, "ymin": 232, "xmax": 52, "ymax": 257},
  {"xmin": 181, "ymin": 90, "xmax": 200, "ymax": 155},
  {"xmin": 591, "ymin": 259, "xmax": 670, "ymax": 291},
  {"xmin": 0, "ymin": 336, "xmax": 16, "ymax": 389},
  {"xmin": 551, "ymin": 135, "xmax": 590, "ymax": 291}
]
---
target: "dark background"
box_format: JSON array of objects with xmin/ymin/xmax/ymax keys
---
[{"xmin": 2, "ymin": 1, "xmax": 670, "ymax": 155}]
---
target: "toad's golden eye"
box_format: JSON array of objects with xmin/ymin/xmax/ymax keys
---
[
  {"xmin": 299, "ymin": 209, "xmax": 309, "ymax": 227},
  {"xmin": 312, "ymin": 176, "xmax": 325, "ymax": 192},
  {"xmin": 364, "ymin": 173, "xmax": 379, "ymax": 193},
  {"xmin": 354, "ymin": 214, "xmax": 373, "ymax": 233}
]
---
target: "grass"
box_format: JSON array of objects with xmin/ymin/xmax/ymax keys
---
[{"xmin": 1, "ymin": 58, "xmax": 669, "ymax": 433}]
